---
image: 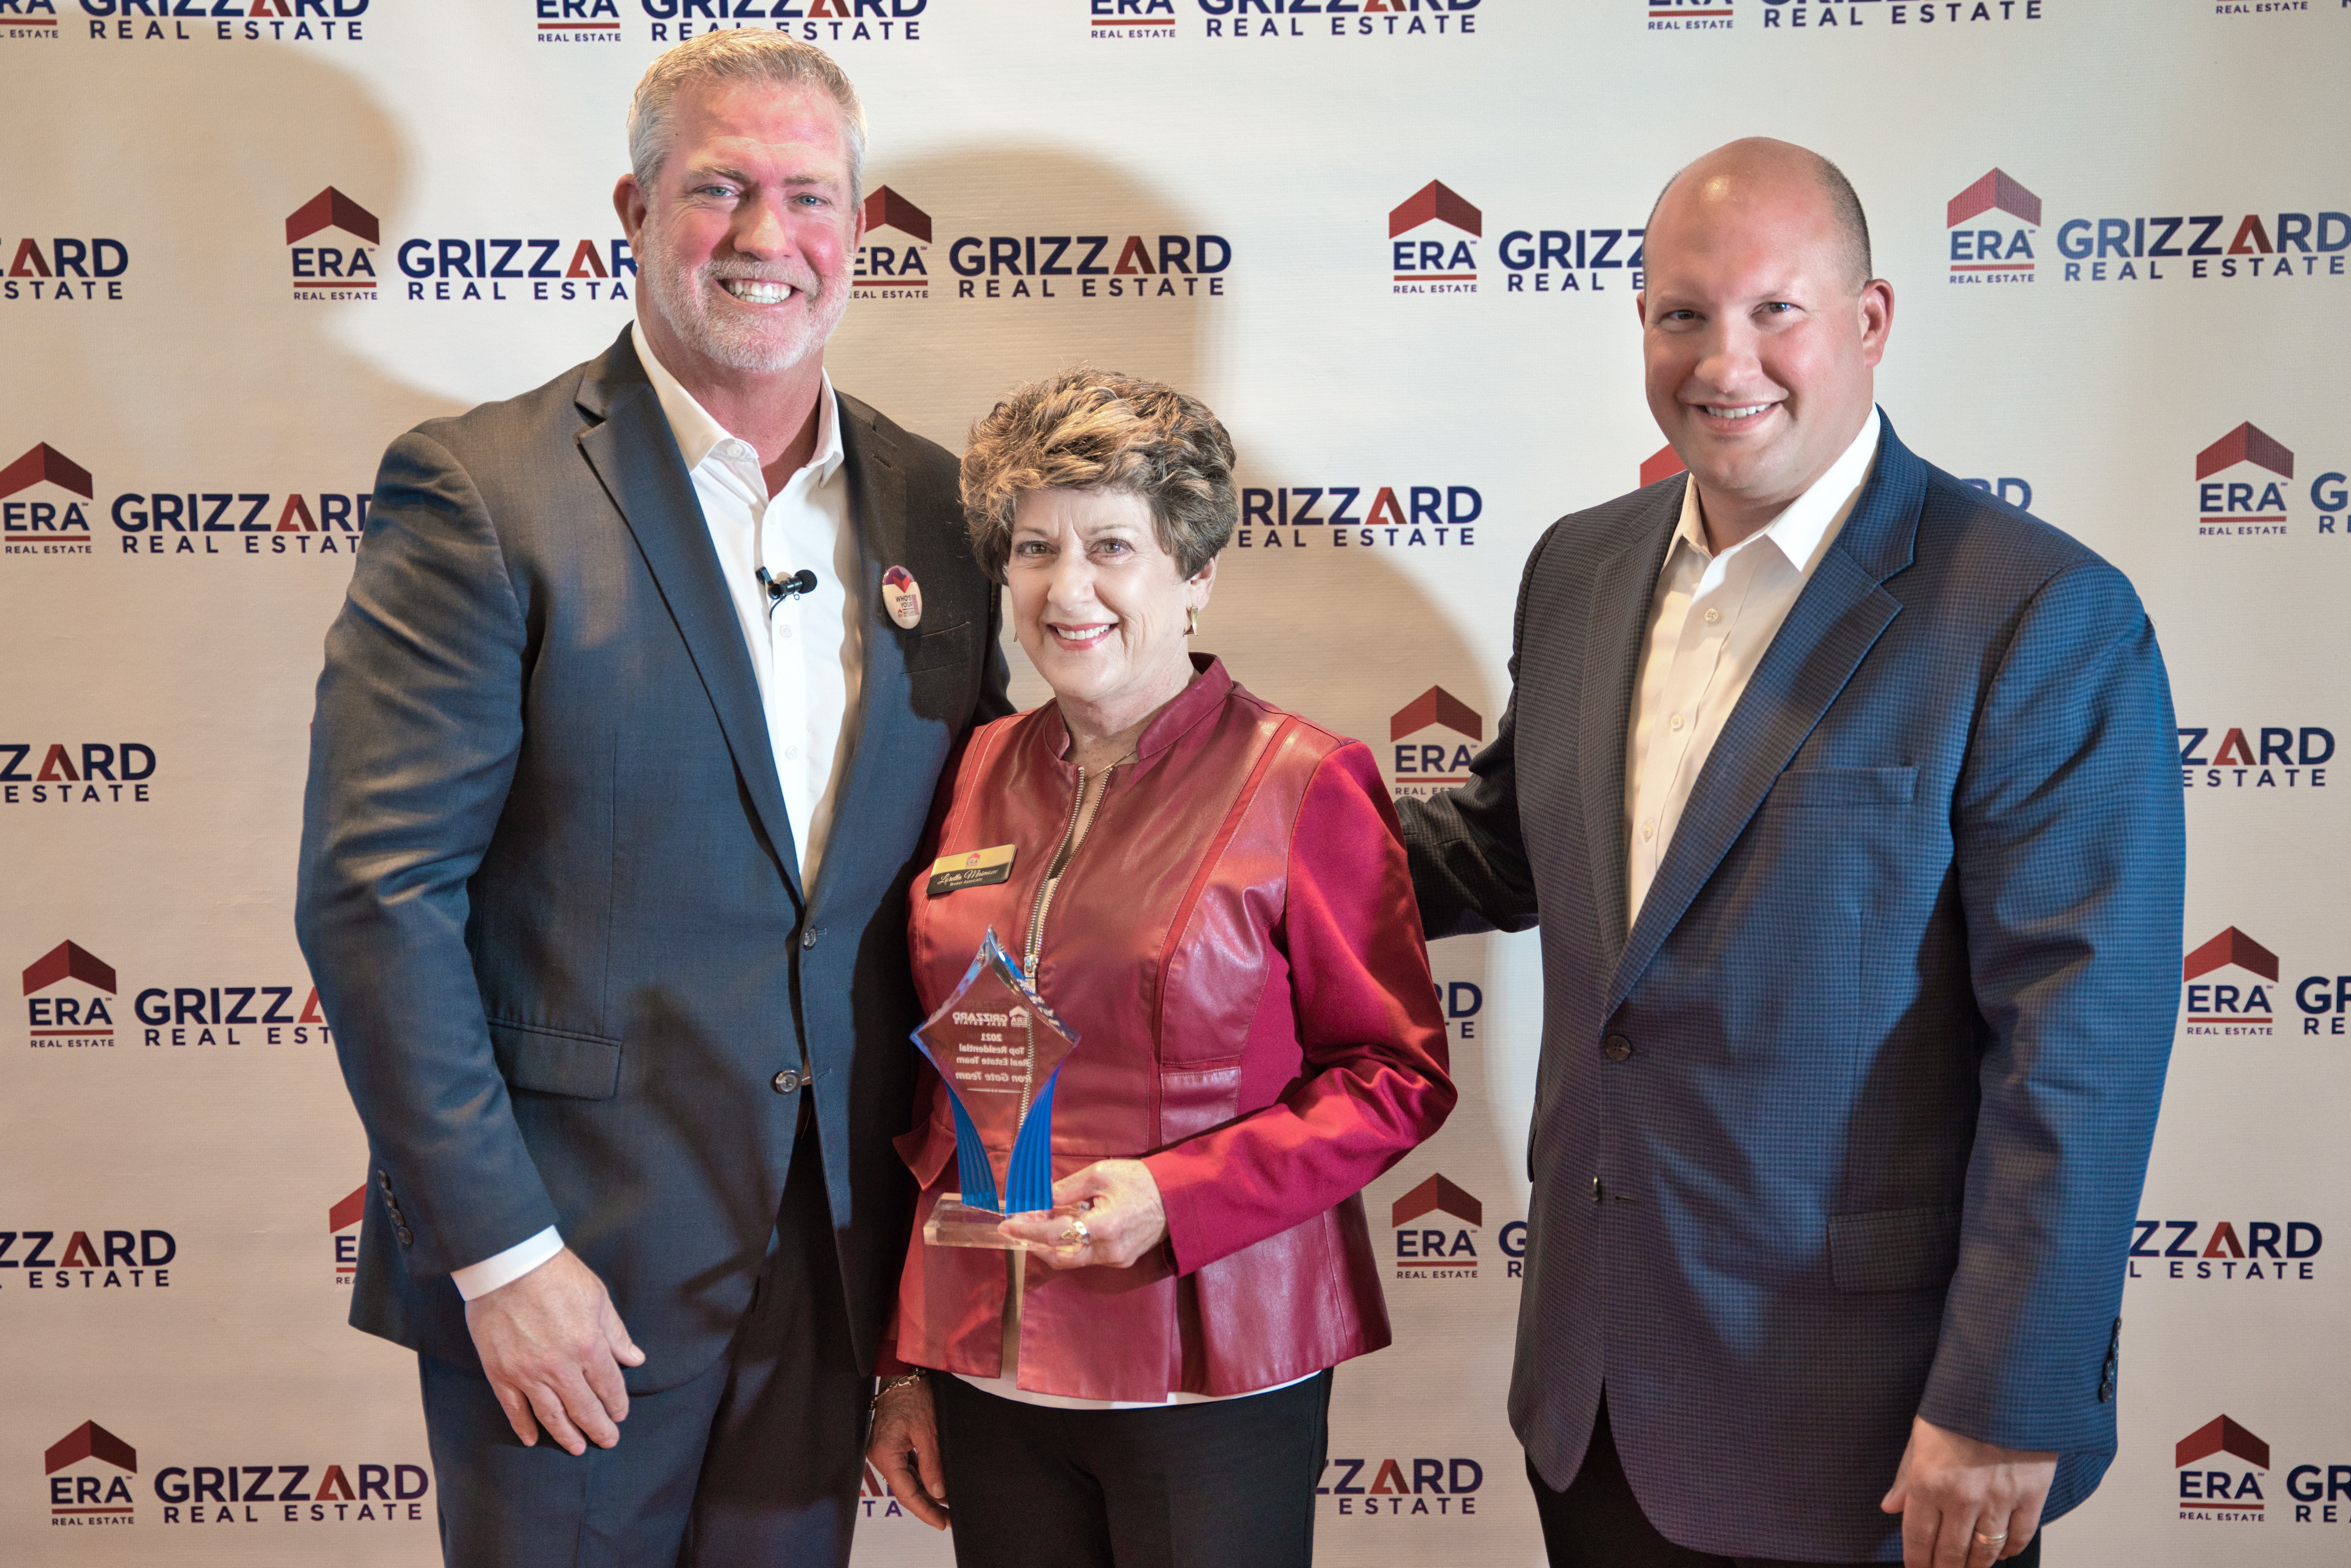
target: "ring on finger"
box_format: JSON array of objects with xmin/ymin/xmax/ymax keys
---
[
  {"xmin": 1058, "ymin": 1218, "xmax": 1091, "ymax": 1246},
  {"xmin": 1973, "ymin": 1528, "xmax": 2009, "ymax": 1551}
]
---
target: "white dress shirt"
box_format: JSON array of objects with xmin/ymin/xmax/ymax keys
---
[
  {"xmin": 450, "ymin": 324, "xmax": 864, "ymax": 1302},
  {"xmin": 1624, "ymin": 409, "xmax": 1880, "ymax": 927}
]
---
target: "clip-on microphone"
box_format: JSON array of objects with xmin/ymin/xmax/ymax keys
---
[{"xmin": 758, "ymin": 567, "xmax": 819, "ymax": 604}]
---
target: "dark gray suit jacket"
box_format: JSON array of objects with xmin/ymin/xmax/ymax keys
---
[
  {"xmin": 1402, "ymin": 416, "xmax": 2182, "ymax": 1561},
  {"xmin": 296, "ymin": 327, "xmax": 1010, "ymax": 1388}
]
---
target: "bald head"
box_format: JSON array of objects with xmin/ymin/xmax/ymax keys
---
[{"xmin": 1648, "ymin": 138, "xmax": 1871, "ymax": 293}]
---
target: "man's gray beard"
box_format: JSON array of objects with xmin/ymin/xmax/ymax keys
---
[{"xmin": 640, "ymin": 231, "xmax": 843, "ymax": 375}]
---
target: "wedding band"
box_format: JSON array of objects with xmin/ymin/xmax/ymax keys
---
[{"xmin": 1974, "ymin": 1530, "xmax": 2009, "ymax": 1548}]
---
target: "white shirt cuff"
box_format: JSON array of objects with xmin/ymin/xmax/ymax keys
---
[{"xmin": 450, "ymin": 1226, "xmax": 563, "ymax": 1301}]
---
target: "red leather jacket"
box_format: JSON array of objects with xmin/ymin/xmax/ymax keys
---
[{"xmin": 887, "ymin": 657, "xmax": 1454, "ymax": 1401}]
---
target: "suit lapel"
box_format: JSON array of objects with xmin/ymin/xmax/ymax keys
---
[
  {"xmin": 574, "ymin": 332, "xmax": 805, "ymax": 902},
  {"xmin": 1603, "ymin": 418, "xmax": 1926, "ymax": 1017},
  {"xmin": 1579, "ymin": 481, "xmax": 1683, "ymax": 968},
  {"xmin": 808, "ymin": 396, "xmax": 912, "ymax": 908}
]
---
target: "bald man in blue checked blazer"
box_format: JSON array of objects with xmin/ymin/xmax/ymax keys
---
[{"xmin": 1400, "ymin": 140, "xmax": 2184, "ymax": 1567}]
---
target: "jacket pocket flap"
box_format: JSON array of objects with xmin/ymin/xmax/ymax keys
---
[
  {"xmin": 489, "ymin": 1021, "xmax": 622, "ymax": 1101},
  {"xmin": 904, "ymin": 621, "xmax": 973, "ymax": 675},
  {"xmin": 1770, "ymin": 765, "xmax": 1919, "ymax": 808},
  {"xmin": 1828, "ymin": 1205, "xmax": 1961, "ymax": 1292}
]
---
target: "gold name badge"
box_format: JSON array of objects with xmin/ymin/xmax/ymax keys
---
[{"xmin": 927, "ymin": 844, "xmax": 1016, "ymax": 897}]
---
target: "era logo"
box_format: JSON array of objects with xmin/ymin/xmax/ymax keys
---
[
  {"xmin": 2176, "ymin": 1416, "xmax": 2267, "ymax": 1516},
  {"xmin": 1389, "ymin": 180, "xmax": 1479, "ymax": 289},
  {"xmin": 286, "ymin": 188, "xmax": 380, "ymax": 299},
  {"xmin": 45, "ymin": 1422, "xmax": 137, "ymax": 1522},
  {"xmin": 1390, "ymin": 687, "xmax": 1481, "ymax": 788},
  {"xmin": 1946, "ymin": 169, "xmax": 2039, "ymax": 282},
  {"xmin": 2195, "ymin": 423, "xmax": 2291, "ymax": 537}
]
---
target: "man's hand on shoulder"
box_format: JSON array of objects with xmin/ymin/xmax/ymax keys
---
[
  {"xmin": 1880, "ymin": 1414, "xmax": 2055, "ymax": 1566},
  {"xmin": 462, "ymin": 1247, "xmax": 645, "ymax": 1455}
]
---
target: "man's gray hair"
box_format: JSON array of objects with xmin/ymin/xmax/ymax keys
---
[{"xmin": 627, "ymin": 31, "xmax": 868, "ymax": 203}]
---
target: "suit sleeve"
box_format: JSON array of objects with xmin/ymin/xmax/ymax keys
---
[
  {"xmin": 295, "ymin": 429, "xmax": 559, "ymax": 1281},
  {"xmin": 1396, "ymin": 523, "xmax": 1550, "ymax": 938},
  {"xmin": 1921, "ymin": 560, "xmax": 2184, "ymax": 1453},
  {"xmin": 1145, "ymin": 744, "xmax": 1457, "ymax": 1275}
]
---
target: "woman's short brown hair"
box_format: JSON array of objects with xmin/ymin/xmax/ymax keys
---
[{"xmin": 960, "ymin": 368, "xmax": 1237, "ymax": 583}]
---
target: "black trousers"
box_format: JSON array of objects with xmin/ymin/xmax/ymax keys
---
[
  {"xmin": 931, "ymin": 1364, "xmax": 1333, "ymax": 1568},
  {"xmin": 418, "ymin": 1106, "xmax": 866, "ymax": 1567},
  {"xmin": 1529, "ymin": 1395, "xmax": 2043, "ymax": 1568}
]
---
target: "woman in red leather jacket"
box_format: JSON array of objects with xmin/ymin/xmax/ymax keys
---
[{"xmin": 864, "ymin": 368, "xmax": 1456, "ymax": 1568}]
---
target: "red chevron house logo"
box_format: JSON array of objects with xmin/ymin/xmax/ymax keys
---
[
  {"xmin": 23, "ymin": 940, "xmax": 117, "ymax": 1046},
  {"xmin": 1388, "ymin": 686, "xmax": 1483, "ymax": 794},
  {"xmin": 25, "ymin": 940, "xmax": 118, "ymax": 996},
  {"xmin": 285, "ymin": 187, "xmax": 381, "ymax": 300},
  {"xmin": 1946, "ymin": 168, "xmax": 2040, "ymax": 282},
  {"xmin": 2185, "ymin": 927, "xmax": 2279, "ymax": 986},
  {"xmin": 2181, "ymin": 927, "xmax": 2278, "ymax": 1038},
  {"xmin": 45, "ymin": 1421, "xmax": 137, "ymax": 1522},
  {"xmin": 1, "ymin": 442, "xmax": 96, "ymax": 555},
  {"xmin": 2175, "ymin": 1415, "xmax": 2267, "ymax": 1518},
  {"xmin": 1393, "ymin": 1173, "xmax": 1481, "ymax": 1229},
  {"xmin": 1391, "ymin": 1174, "xmax": 1484, "ymax": 1275},
  {"xmin": 2196, "ymin": 422, "xmax": 2293, "ymax": 538},
  {"xmin": 1389, "ymin": 181, "xmax": 1480, "ymax": 292},
  {"xmin": 856, "ymin": 187, "xmax": 932, "ymax": 298}
]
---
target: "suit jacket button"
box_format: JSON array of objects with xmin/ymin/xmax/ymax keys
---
[
  {"xmin": 800, "ymin": 928, "xmax": 819, "ymax": 951},
  {"xmin": 772, "ymin": 1069, "xmax": 803, "ymax": 1094},
  {"xmin": 377, "ymin": 1170, "xmax": 393, "ymax": 1192},
  {"xmin": 1602, "ymin": 1033, "xmax": 1634, "ymax": 1062},
  {"xmin": 1591, "ymin": 1176, "xmax": 1604, "ymax": 1202},
  {"xmin": 394, "ymin": 1226, "xmax": 413, "ymax": 1246}
]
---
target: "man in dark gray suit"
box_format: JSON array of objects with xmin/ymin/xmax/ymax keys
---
[
  {"xmin": 296, "ymin": 33, "xmax": 1008, "ymax": 1566},
  {"xmin": 1402, "ymin": 140, "xmax": 2181, "ymax": 1567}
]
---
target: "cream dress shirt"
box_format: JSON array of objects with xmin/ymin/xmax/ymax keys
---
[{"xmin": 1625, "ymin": 409, "xmax": 1881, "ymax": 925}]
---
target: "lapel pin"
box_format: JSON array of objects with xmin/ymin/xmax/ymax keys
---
[{"xmin": 882, "ymin": 565, "xmax": 923, "ymax": 630}]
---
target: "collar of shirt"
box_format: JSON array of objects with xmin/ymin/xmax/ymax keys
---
[
  {"xmin": 1662, "ymin": 404, "xmax": 1883, "ymax": 587},
  {"xmin": 631, "ymin": 318, "xmax": 845, "ymax": 500}
]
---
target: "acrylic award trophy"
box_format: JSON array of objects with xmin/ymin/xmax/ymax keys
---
[{"xmin": 913, "ymin": 928, "xmax": 1083, "ymax": 1250}]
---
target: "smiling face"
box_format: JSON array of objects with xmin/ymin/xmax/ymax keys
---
[
  {"xmin": 618, "ymin": 78, "xmax": 860, "ymax": 378},
  {"xmin": 1007, "ymin": 487, "xmax": 1214, "ymax": 737},
  {"xmin": 1638, "ymin": 149, "xmax": 1892, "ymax": 545}
]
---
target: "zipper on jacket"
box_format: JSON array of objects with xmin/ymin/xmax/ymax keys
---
[{"xmin": 1023, "ymin": 764, "xmax": 1115, "ymax": 983}]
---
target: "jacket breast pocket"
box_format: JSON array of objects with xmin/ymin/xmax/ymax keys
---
[
  {"xmin": 1769, "ymin": 765, "xmax": 1918, "ymax": 809},
  {"xmin": 904, "ymin": 621, "xmax": 973, "ymax": 676},
  {"xmin": 489, "ymin": 1020, "xmax": 623, "ymax": 1101},
  {"xmin": 1828, "ymin": 1205, "xmax": 1961, "ymax": 1292}
]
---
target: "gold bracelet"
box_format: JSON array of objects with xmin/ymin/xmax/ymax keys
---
[{"xmin": 870, "ymin": 1371, "xmax": 925, "ymax": 1412}]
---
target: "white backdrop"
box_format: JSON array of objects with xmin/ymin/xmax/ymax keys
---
[{"xmin": 5, "ymin": 2, "xmax": 2349, "ymax": 1563}]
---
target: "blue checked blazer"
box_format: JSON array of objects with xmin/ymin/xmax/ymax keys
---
[{"xmin": 1401, "ymin": 414, "xmax": 2184, "ymax": 1562}]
